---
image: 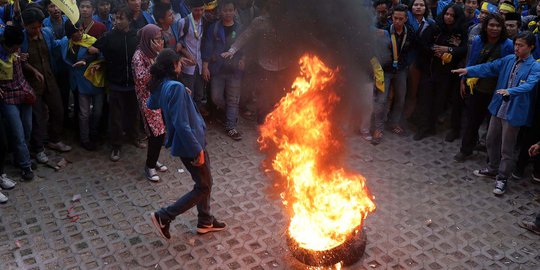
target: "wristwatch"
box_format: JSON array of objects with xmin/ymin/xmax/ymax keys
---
[{"xmin": 448, "ymin": 47, "xmax": 453, "ymax": 53}]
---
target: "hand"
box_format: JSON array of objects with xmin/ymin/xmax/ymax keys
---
[
  {"xmin": 202, "ymin": 66, "xmax": 211, "ymax": 81},
  {"xmin": 451, "ymin": 68, "xmax": 468, "ymax": 76},
  {"xmin": 19, "ymin": 53, "xmax": 29, "ymax": 62},
  {"xmin": 88, "ymin": 64, "xmax": 101, "ymax": 76},
  {"xmin": 180, "ymin": 57, "xmax": 195, "ymax": 66},
  {"xmin": 34, "ymin": 70, "xmax": 44, "ymax": 84},
  {"xmin": 496, "ymin": 89, "xmax": 509, "ymax": 96},
  {"xmin": 88, "ymin": 46, "xmax": 99, "ymax": 54},
  {"xmin": 529, "ymin": 144, "xmax": 540, "ymax": 157},
  {"xmin": 185, "ymin": 87, "xmax": 192, "ymax": 95},
  {"xmin": 150, "ymin": 39, "xmax": 164, "ymax": 54},
  {"xmin": 72, "ymin": 60, "xmax": 86, "ymax": 68},
  {"xmin": 175, "ymin": 43, "xmax": 183, "ymax": 53},
  {"xmin": 433, "ymin": 45, "xmax": 449, "ymax": 55},
  {"xmin": 191, "ymin": 150, "xmax": 205, "ymax": 166},
  {"xmin": 220, "ymin": 51, "xmax": 234, "ymax": 59},
  {"xmin": 238, "ymin": 59, "xmax": 245, "ymax": 71},
  {"xmin": 460, "ymin": 80, "xmax": 466, "ymax": 99}
]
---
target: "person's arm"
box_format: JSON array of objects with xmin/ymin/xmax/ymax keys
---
[
  {"xmin": 222, "ymin": 16, "xmax": 265, "ymax": 58},
  {"xmin": 506, "ymin": 62, "xmax": 540, "ymax": 94},
  {"xmin": 465, "ymin": 56, "xmax": 505, "ymax": 78}
]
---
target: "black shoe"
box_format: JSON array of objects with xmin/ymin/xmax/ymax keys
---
[
  {"xmin": 227, "ymin": 129, "xmax": 242, "ymax": 141},
  {"xmin": 453, "ymin": 152, "xmax": 471, "ymax": 162},
  {"xmin": 493, "ymin": 179, "xmax": 507, "ymax": 195},
  {"xmin": 445, "ymin": 130, "xmax": 459, "ymax": 142},
  {"xmin": 151, "ymin": 212, "xmax": 171, "ymax": 240},
  {"xmin": 197, "ymin": 219, "xmax": 227, "ymax": 234},
  {"xmin": 81, "ymin": 141, "xmax": 98, "ymax": 151},
  {"xmin": 31, "ymin": 161, "xmax": 37, "ymax": 170},
  {"xmin": 518, "ymin": 219, "xmax": 540, "ymax": 235},
  {"xmin": 21, "ymin": 168, "xmax": 34, "ymax": 181},
  {"xmin": 532, "ymin": 172, "xmax": 540, "ymax": 183}
]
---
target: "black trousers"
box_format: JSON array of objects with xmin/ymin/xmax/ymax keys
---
[
  {"xmin": 108, "ymin": 90, "xmax": 140, "ymax": 149},
  {"xmin": 146, "ymin": 134, "xmax": 165, "ymax": 168},
  {"xmin": 31, "ymin": 89, "xmax": 65, "ymax": 152},
  {"xmin": 460, "ymin": 91, "xmax": 492, "ymax": 155},
  {"xmin": 416, "ymin": 71, "xmax": 455, "ymax": 132}
]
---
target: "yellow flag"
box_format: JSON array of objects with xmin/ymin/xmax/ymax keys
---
[{"xmin": 51, "ymin": 0, "xmax": 79, "ymax": 24}]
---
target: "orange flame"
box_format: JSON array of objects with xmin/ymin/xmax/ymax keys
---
[{"xmin": 259, "ymin": 54, "xmax": 376, "ymax": 251}]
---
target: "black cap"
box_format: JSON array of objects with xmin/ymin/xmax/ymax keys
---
[
  {"xmin": 504, "ymin": 12, "xmax": 521, "ymax": 22},
  {"xmin": 189, "ymin": 0, "xmax": 205, "ymax": 8}
]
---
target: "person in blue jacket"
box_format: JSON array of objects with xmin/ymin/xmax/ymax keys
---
[
  {"xmin": 454, "ymin": 12, "xmax": 514, "ymax": 162},
  {"xmin": 452, "ymin": 31, "xmax": 540, "ymax": 195},
  {"xmin": 148, "ymin": 48, "xmax": 226, "ymax": 240},
  {"xmin": 128, "ymin": 0, "xmax": 155, "ymax": 31},
  {"xmin": 60, "ymin": 21, "xmax": 103, "ymax": 151}
]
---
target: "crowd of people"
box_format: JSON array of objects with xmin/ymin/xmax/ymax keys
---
[{"xmin": 0, "ymin": 0, "xmax": 539, "ymax": 235}]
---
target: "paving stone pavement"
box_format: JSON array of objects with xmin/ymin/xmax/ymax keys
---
[{"xmin": 1, "ymin": 119, "xmax": 539, "ymax": 270}]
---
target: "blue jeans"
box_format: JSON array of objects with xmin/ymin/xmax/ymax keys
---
[
  {"xmin": 157, "ymin": 151, "xmax": 214, "ymax": 225},
  {"xmin": 373, "ymin": 69, "xmax": 408, "ymax": 131},
  {"xmin": 78, "ymin": 93, "xmax": 104, "ymax": 143},
  {"xmin": 0, "ymin": 102, "xmax": 32, "ymax": 169},
  {"xmin": 210, "ymin": 73, "xmax": 242, "ymax": 130}
]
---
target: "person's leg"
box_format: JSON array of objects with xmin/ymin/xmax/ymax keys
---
[
  {"xmin": 0, "ymin": 103, "xmax": 32, "ymax": 170},
  {"xmin": 156, "ymin": 151, "xmax": 213, "ymax": 223},
  {"xmin": 460, "ymin": 92, "xmax": 489, "ymax": 155},
  {"xmin": 30, "ymin": 95, "xmax": 47, "ymax": 154},
  {"xmin": 360, "ymin": 82, "xmax": 374, "ymax": 134},
  {"xmin": 146, "ymin": 133, "xmax": 165, "ymax": 169},
  {"xmin": 210, "ymin": 74, "xmax": 226, "ymax": 110},
  {"xmin": 180, "ymin": 73, "xmax": 195, "ymax": 91},
  {"xmin": 90, "ymin": 93, "xmax": 104, "ymax": 141},
  {"xmin": 388, "ymin": 69, "xmax": 407, "ymax": 129},
  {"xmin": 535, "ymin": 213, "xmax": 540, "ymax": 227},
  {"xmin": 192, "ymin": 67, "xmax": 206, "ymax": 109},
  {"xmin": 0, "ymin": 114, "xmax": 7, "ymax": 174},
  {"xmin": 108, "ymin": 91, "xmax": 124, "ymax": 150},
  {"xmin": 78, "ymin": 94, "xmax": 92, "ymax": 144},
  {"xmin": 498, "ymin": 120, "xmax": 521, "ymax": 179},
  {"xmin": 486, "ymin": 116, "xmax": 503, "ymax": 173},
  {"xmin": 43, "ymin": 86, "xmax": 65, "ymax": 144},
  {"xmin": 224, "ymin": 74, "xmax": 242, "ymax": 131},
  {"xmin": 373, "ymin": 73, "xmax": 393, "ymax": 132},
  {"xmin": 414, "ymin": 74, "xmax": 436, "ymax": 138},
  {"xmin": 404, "ymin": 63, "xmax": 421, "ymax": 120},
  {"xmin": 124, "ymin": 91, "xmax": 142, "ymax": 143}
]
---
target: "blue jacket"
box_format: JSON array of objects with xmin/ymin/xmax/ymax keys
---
[
  {"xmin": 467, "ymin": 36, "xmax": 514, "ymax": 67},
  {"xmin": 147, "ymin": 79, "xmax": 206, "ymax": 158},
  {"xmin": 142, "ymin": 11, "xmax": 155, "ymax": 25},
  {"xmin": 533, "ymin": 34, "xmax": 540, "ymax": 60},
  {"xmin": 467, "ymin": 54, "xmax": 540, "ymax": 127},
  {"xmin": 202, "ymin": 21, "xmax": 243, "ymax": 76},
  {"xmin": 21, "ymin": 27, "xmax": 61, "ymax": 73},
  {"xmin": 59, "ymin": 37, "xmax": 102, "ymax": 95},
  {"xmin": 93, "ymin": 14, "xmax": 113, "ymax": 31},
  {"xmin": 42, "ymin": 15, "xmax": 68, "ymax": 38}
]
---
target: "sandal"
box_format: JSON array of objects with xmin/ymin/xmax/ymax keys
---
[
  {"xmin": 371, "ymin": 130, "xmax": 383, "ymax": 145},
  {"xmin": 156, "ymin": 161, "xmax": 168, "ymax": 172},
  {"xmin": 391, "ymin": 126, "xmax": 407, "ymax": 136}
]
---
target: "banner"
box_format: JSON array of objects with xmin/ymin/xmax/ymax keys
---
[{"xmin": 51, "ymin": 0, "xmax": 79, "ymax": 24}]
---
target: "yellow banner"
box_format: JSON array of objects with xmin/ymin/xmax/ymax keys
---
[{"xmin": 51, "ymin": 0, "xmax": 79, "ymax": 24}]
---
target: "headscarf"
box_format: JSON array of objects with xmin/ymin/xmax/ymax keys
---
[{"xmin": 138, "ymin": 24, "xmax": 162, "ymax": 59}]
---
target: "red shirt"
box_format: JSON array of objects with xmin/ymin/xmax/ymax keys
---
[{"xmin": 81, "ymin": 20, "xmax": 107, "ymax": 39}]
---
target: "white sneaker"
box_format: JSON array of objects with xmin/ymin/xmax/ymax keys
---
[
  {"xmin": 48, "ymin": 141, "xmax": 72, "ymax": 152},
  {"xmin": 145, "ymin": 167, "xmax": 160, "ymax": 182},
  {"xmin": 0, "ymin": 191, "xmax": 7, "ymax": 203},
  {"xmin": 36, "ymin": 151, "xmax": 48, "ymax": 164},
  {"xmin": 0, "ymin": 174, "xmax": 16, "ymax": 190},
  {"xmin": 156, "ymin": 161, "xmax": 168, "ymax": 172}
]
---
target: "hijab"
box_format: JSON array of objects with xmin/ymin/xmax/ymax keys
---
[{"xmin": 138, "ymin": 24, "xmax": 162, "ymax": 58}]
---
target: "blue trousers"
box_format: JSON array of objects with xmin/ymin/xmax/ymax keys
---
[
  {"xmin": 0, "ymin": 102, "xmax": 32, "ymax": 169},
  {"xmin": 210, "ymin": 73, "xmax": 242, "ymax": 130}
]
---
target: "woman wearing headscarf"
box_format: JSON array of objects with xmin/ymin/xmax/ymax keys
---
[{"xmin": 132, "ymin": 24, "xmax": 167, "ymax": 182}]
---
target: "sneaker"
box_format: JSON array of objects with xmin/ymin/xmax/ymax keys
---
[
  {"xmin": 21, "ymin": 168, "xmax": 34, "ymax": 181},
  {"xmin": 156, "ymin": 161, "xmax": 168, "ymax": 172},
  {"xmin": 493, "ymin": 179, "xmax": 507, "ymax": 195},
  {"xmin": 36, "ymin": 151, "xmax": 48, "ymax": 164},
  {"xmin": 445, "ymin": 130, "xmax": 459, "ymax": 142},
  {"xmin": 0, "ymin": 192, "xmax": 7, "ymax": 203},
  {"xmin": 371, "ymin": 129, "xmax": 383, "ymax": 145},
  {"xmin": 511, "ymin": 171, "xmax": 524, "ymax": 180},
  {"xmin": 132, "ymin": 140, "xmax": 147, "ymax": 149},
  {"xmin": 453, "ymin": 152, "xmax": 471, "ymax": 163},
  {"xmin": 360, "ymin": 129, "xmax": 372, "ymax": 141},
  {"xmin": 47, "ymin": 141, "xmax": 72, "ymax": 152},
  {"xmin": 227, "ymin": 129, "xmax": 242, "ymax": 141},
  {"xmin": 0, "ymin": 174, "xmax": 16, "ymax": 190},
  {"xmin": 532, "ymin": 172, "xmax": 540, "ymax": 183},
  {"xmin": 473, "ymin": 168, "xmax": 497, "ymax": 179},
  {"xmin": 197, "ymin": 219, "xmax": 227, "ymax": 234},
  {"xmin": 518, "ymin": 219, "xmax": 540, "ymax": 235},
  {"xmin": 150, "ymin": 212, "xmax": 171, "ymax": 239},
  {"xmin": 110, "ymin": 149, "xmax": 121, "ymax": 162},
  {"xmin": 145, "ymin": 167, "xmax": 160, "ymax": 182},
  {"xmin": 81, "ymin": 141, "xmax": 98, "ymax": 151}
]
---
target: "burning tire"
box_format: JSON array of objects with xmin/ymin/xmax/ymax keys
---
[{"xmin": 286, "ymin": 227, "xmax": 367, "ymax": 266}]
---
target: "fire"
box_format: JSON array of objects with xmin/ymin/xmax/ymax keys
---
[{"xmin": 259, "ymin": 54, "xmax": 376, "ymax": 251}]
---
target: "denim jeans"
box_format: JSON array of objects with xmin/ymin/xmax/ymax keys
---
[
  {"xmin": 0, "ymin": 102, "xmax": 32, "ymax": 169},
  {"xmin": 373, "ymin": 69, "xmax": 407, "ymax": 131},
  {"xmin": 157, "ymin": 151, "xmax": 214, "ymax": 225},
  {"xmin": 211, "ymin": 73, "xmax": 242, "ymax": 130},
  {"xmin": 78, "ymin": 93, "xmax": 104, "ymax": 143}
]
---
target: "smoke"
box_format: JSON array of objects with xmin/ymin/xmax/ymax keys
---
[{"xmin": 261, "ymin": 0, "xmax": 380, "ymax": 131}]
